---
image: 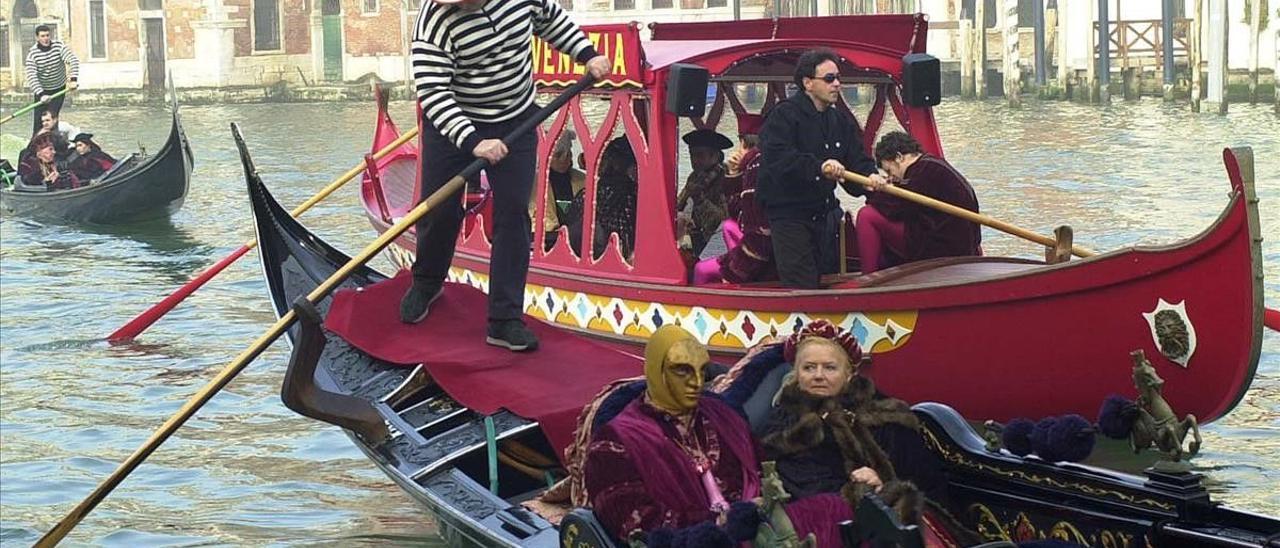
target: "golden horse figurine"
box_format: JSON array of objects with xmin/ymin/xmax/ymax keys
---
[{"xmin": 1129, "ymin": 350, "xmax": 1202, "ymax": 461}]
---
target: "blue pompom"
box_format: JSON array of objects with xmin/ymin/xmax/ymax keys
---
[
  {"xmin": 1098, "ymin": 394, "xmax": 1137, "ymax": 439},
  {"xmin": 1037, "ymin": 414, "xmax": 1095, "ymax": 462},
  {"xmin": 1002, "ymin": 418, "xmax": 1035, "ymax": 456},
  {"xmin": 1028, "ymin": 417, "xmax": 1059, "ymax": 459},
  {"xmin": 724, "ymin": 501, "xmax": 762, "ymax": 541},
  {"xmin": 672, "ymin": 521, "xmax": 733, "ymax": 548},
  {"xmin": 646, "ymin": 528, "xmax": 675, "ymax": 548}
]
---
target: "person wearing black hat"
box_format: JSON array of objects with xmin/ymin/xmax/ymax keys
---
[
  {"xmin": 757, "ymin": 48, "xmax": 886, "ymax": 289},
  {"xmin": 676, "ymin": 128, "xmax": 733, "ymax": 257},
  {"xmin": 68, "ymin": 133, "xmax": 115, "ymax": 182}
]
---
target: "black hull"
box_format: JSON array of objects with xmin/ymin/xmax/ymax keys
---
[
  {"xmin": 242, "ymin": 140, "xmax": 1280, "ymax": 547},
  {"xmin": 1, "ymin": 91, "xmax": 193, "ymax": 224}
]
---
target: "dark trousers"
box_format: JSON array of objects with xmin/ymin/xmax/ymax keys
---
[
  {"xmin": 770, "ymin": 210, "xmax": 839, "ymax": 289},
  {"xmin": 412, "ymin": 108, "xmax": 538, "ymax": 322},
  {"xmin": 32, "ymin": 86, "xmax": 66, "ymax": 137}
]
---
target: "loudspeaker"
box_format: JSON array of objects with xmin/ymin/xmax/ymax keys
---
[
  {"xmin": 666, "ymin": 63, "xmax": 710, "ymax": 118},
  {"xmin": 902, "ymin": 53, "xmax": 941, "ymax": 107}
]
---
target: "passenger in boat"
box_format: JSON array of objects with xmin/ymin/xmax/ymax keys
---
[
  {"xmin": 565, "ymin": 136, "xmax": 638, "ymax": 260},
  {"xmin": 68, "ymin": 133, "xmax": 116, "ymax": 182},
  {"xmin": 856, "ymin": 131, "xmax": 981, "ymax": 274},
  {"xmin": 583, "ymin": 325, "xmax": 849, "ymax": 546},
  {"xmin": 531, "ymin": 130, "xmax": 586, "ymax": 250},
  {"xmin": 676, "ymin": 129, "xmax": 732, "ymax": 257},
  {"xmin": 760, "ymin": 320, "xmax": 973, "ymax": 546},
  {"xmin": 692, "ymin": 114, "xmax": 776, "ymax": 285},
  {"xmin": 17, "ymin": 134, "xmax": 80, "ymax": 191},
  {"xmin": 22, "ymin": 110, "xmax": 79, "ymax": 163},
  {"xmin": 757, "ymin": 48, "xmax": 886, "ymax": 289},
  {"xmin": 399, "ymin": 0, "xmax": 611, "ymax": 352}
]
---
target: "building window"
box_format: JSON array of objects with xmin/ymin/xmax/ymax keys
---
[
  {"xmin": 652, "ymin": 0, "xmax": 671, "ymax": 7},
  {"xmin": 253, "ymin": 0, "xmax": 281, "ymax": 51},
  {"xmin": 362, "ymin": 0, "xmax": 378, "ymax": 14},
  {"xmin": 89, "ymin": 0, "xmax": 107, "ymax": 58},
  {"xmin": 707, "ymin": 0, "xmax": 725, "ymax": 6},
  {"xmin": 0, "ymin": 24, "xmax": 9, "ymax": 68},
  {"xmin": 139, "ymin": 0, "xmax": 162, "ymax": 10},
  {"xmin": 613, "ymin": 0, "xmax": 633, "ymax": 8}
]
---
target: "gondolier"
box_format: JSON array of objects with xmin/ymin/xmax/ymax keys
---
[
  {"xmin": 400, "ymin": 0, "xmax": 609, "ymax": 352},
  {"xmin": 24, "ymin": 25, "xmax": 79, "ymax": 137}
]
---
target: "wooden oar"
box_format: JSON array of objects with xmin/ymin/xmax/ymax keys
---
[
  {"xmin": 36, "ymin": 74, "xmax": 597, "ymax": 547},
  {"xmin": 0, "ymin": 88, "xmax": 71, "ymax": 126},
  {"xmin": 839, "ymin": 170, "xmax": 1097, "ymax": 258},
  {"xmin": 106, "ymin": 127, "xmax": 420, "ymax": 344}
]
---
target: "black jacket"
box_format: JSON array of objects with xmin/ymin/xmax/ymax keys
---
[{"xmin": 757, "ymin": 92, "xmax": 877, "ymax": 220}]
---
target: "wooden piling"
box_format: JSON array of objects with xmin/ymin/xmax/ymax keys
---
[
  {"xmin": 1056, "ymin": 0, "xmax": 1069, "ymax": 98},
  {"xmin": 1085, "ymin": 0, "xmax": 1097, "ymax": 102},
  {"xmin": 960, "ymin": 19, "xmax": 975, "ymax": 98},
  {"xmin": 975, "ymin": 0, "xmax": 987, "ymax": 99},
  {"xmin": 1097, "ymin": 0, "xmax": 1111, "ymax": 104},
  {"xmin": 1204, "ymin": 0, "xmax": 1228, "ymax": 114},
  {"xmin": 1190, "ymin": 0, "xmax": 1203, "ymax": 112},
  {"xmin": 1275, "ymin": 28, "xmax": 1279, "ymax": 114},
  {"xmin": 1003, "ymin": 0, "xmax": 1021, "ymax": 106},
  {"xmin": 1246, "ymin": 0, "xmax": 1261, "ymax": 103},
  {"xmin": 1162, "ymin": 0, "xmax": 1177, "ymax": 101}
]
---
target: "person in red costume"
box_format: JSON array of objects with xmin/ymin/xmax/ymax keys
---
[
  {"xmin": 692, "ymin": 114, "xmax": 776, "ymax": 285},
  {"xmin": 850, "ymin": 131, "xmax": 981, "ymax": 274}
]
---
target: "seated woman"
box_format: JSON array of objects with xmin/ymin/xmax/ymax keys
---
[
  {"xmin": 760, "ymin": 320, "xmax": 972, "ymax": 546},
  {"xmin": 854, "ymin": 131, "xmax": 981, "ymax": 274},
  {"xmin": 583, "ymin": 325, "xmax": 847, "ymax": 546},
  {"xmin": 68, "ymin": 133, "xmax": 116, "ymax": 182},
  {"xmin": 565, "ymin": 136, "xmax": 638, "ymax": 260},
  {"xmin": 17, "ymin": 134, "xmax": 80, "ymax": 191}
]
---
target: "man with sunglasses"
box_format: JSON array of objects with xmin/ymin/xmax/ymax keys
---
[{"xmin": 757, "ymin": 49, "xmax": 885, "ymax": 289}]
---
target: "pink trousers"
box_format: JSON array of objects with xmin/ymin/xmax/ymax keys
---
[
  {"xmin": 692, "ymin": 220, "xmax": 744, "ymax": 284},
  {"xmin": 855, "ymin": 205, "xmax": 907, "ymax": 274}
]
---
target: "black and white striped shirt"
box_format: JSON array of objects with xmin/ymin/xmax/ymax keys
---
[
  {"xmin": 25, "ymin": 41, "xmax": 80, "ymax": 95},
  {"xmin": 411, "ymin": 0, "xmax": 596, "ymax": 152}
]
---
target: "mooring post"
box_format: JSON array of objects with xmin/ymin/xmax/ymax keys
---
[
  {"xmin": 1056, "ymin": 0, "xmax": 1069, "ymax": 97},
  {"xmin": 1191, "ymin": 0, "xmax": 1204, "ymax": 111},
  {"xmin": 1003, "ymin": 0, "xmax": 1021, "ymax": 106},
  {"xmin": 1204, "ymin": 0, "xmax": 1228, "ymax": 114},
  {"xmin": 1246, "ymin": 0, "xmax": 1261, "ymax": 103},
  {"xmin": 1033, "ymin": 0, "xmax": 1046, "ymax": 87},
  {"xmin": 1167, "ymin": 0, "xmax": 1172, "ymax": 100},
  {"xmin": 960, "ymin": 18, "xmax": 975, "ymax": 98},
  {"xmin": 1098, "ymin": 0, "xmax": 1111, "ymax": 104},
  {"xmin": 1275, "ymin": 28, "xmax": 1279, "ymax": 114},
  {"xmin": 976, "ymin": 0, "xmax": 987, "ymax": 99}
]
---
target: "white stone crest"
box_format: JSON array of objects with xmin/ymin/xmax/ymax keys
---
[{"xmin": 1142, "ymin": 299, "xmax": 1197, "ymax": 368}]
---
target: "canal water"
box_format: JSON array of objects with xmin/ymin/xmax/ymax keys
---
[{"xmin": 1, "ymin": 97, "xmax": 1277, "ymax": 546}]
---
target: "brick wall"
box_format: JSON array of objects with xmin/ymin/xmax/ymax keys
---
[{"xmin": 343, "ymin": 0, "xmax": 406, "ymax": 56}]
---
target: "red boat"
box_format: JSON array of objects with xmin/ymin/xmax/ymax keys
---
[{"xmin": 358, "ymin": 15, "xmax": 1265, "ymax": 424}]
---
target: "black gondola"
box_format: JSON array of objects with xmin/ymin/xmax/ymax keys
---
[
  {"xmin": 0, "ymin": 83, "xmax": 193, "ymax": 224},
  {"xmin": 238, "ymin": 127, "xmax": 1280, "ymax": 547}
]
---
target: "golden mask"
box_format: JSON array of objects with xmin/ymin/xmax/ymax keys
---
[{"xmin": 644, "ymin": 325, "xmax": 711, "ymax": 416}]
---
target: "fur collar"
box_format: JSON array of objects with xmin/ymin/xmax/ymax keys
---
[{"xmin": 775, "ymin": 377, "xmax": 920, "ymax": 431}]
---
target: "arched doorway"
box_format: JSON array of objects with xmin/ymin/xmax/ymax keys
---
[
  {"xmin": 321, "ymin": 0, "xmax": 343, "ymax": 81},
  {"xmin": 9, "ymin": 0, "xmax": 42, "ymax": 87}
]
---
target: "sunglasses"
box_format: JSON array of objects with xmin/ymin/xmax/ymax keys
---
[{"xmin": 811, "ymin": 73, "xmax": 840, "ymax": 84}]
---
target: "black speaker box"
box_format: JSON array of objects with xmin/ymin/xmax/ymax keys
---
[
  {"xmin": 902, "ymin": 53, "xmax": 941, "ymax": 107},
  {"xmin": 666, "ymin": 63, "xmax": 710, "ymax": 118}
]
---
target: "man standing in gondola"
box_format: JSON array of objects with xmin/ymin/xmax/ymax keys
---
[
  {"xmin": 400, "ymin": 0, "xmax": 610, "ymax": 352},
  {"xmin": 757, "ymin": 48, "xmax": 885, "ymax": 289},
  {"xmin": 25, "ymin": 25, "xmax": 79, "ymax": 138}
]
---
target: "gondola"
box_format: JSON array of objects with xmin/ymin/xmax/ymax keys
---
[
  {"xmin": 0, "ymin": 82, "xmax": 193, "ymax": 224},
  {"xmin": 239, "ymin": 129, "xmax": 1280, "ymax": 547},
  {"xmin": 358, "ymin": 16, "xmax": 1265, "ymax": 427}
]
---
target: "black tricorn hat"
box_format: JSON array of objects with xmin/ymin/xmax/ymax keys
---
[
  {"xmin": 71, "ymin": 133, "xmax": 95, "ymax": 144},
  {"xmin": 681, "ymin": 129, "xmax": 733, "ymax": 150}
]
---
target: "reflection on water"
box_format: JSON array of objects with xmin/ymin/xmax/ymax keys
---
[{"xmin": 1, "ymin": 97, "xmax": 1277, "ymax": 545}]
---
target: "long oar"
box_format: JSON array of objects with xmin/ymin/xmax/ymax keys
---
[
  {"xmin": 106, "ymin": 127, "xmax": 420, "ymax": 344},
  {"xmin": 0, "ymin": 88, "xmax": 71, "ymax": 126},
  {"xmin": 839, "ymin": 170, "xmax": 1097, "ymax": 258},
  {"xmin": 36, "ymin": 74, "xmax": 596, "ymax": 547}
]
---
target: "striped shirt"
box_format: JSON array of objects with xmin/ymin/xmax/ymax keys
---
[
  {"xmin": 411, "ymin": 0, "xmax": 597, "ymax": 152},
  {"xmin": 25, "ymin": 41, "xmax": 80, "ymax": 95}
]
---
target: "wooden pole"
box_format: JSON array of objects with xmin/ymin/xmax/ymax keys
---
[
  {"xmin": 1204, "ymin": 0, "xmax": 1228, "ymax": 114},
  {"xmin": 1246, "ymin": 0, "xmax": 1261, "ymax": 103},
  {"xmin": 1057, "ymin": 0, "xmax": 1069, "ymax": 96},
  {"xmin": 1098, "ymin": 0, "xmax": 1112, "ymax": 104},
  {"xmin": 1086, "ymin": 0, "xmax": 1098, "ymax": 102},
  {"xmin": 1275, "ymin": 28, "xmax": 1279, "ymax": 114},
  {"xmin": 1003, "ymin": 0, "xmax": 1021, "ymax": 106},
  {"xmin": 960, "ymin": 19, "xmax": 975, "ymax": 98},
  {"xmin": 1162, "ymin": 0, "xmax": 1176, "ymax": 101},
  {"xmin": 1191, "ymin": 0, "xmax": 1204, "ymax": 111},
  {"xmin": 1033, "ymin": 0, "xmax": 1047, "ymax": 86},
  {"xmin": 976, "ymin": 0, "xmax": 987, "ymax": 98}
]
